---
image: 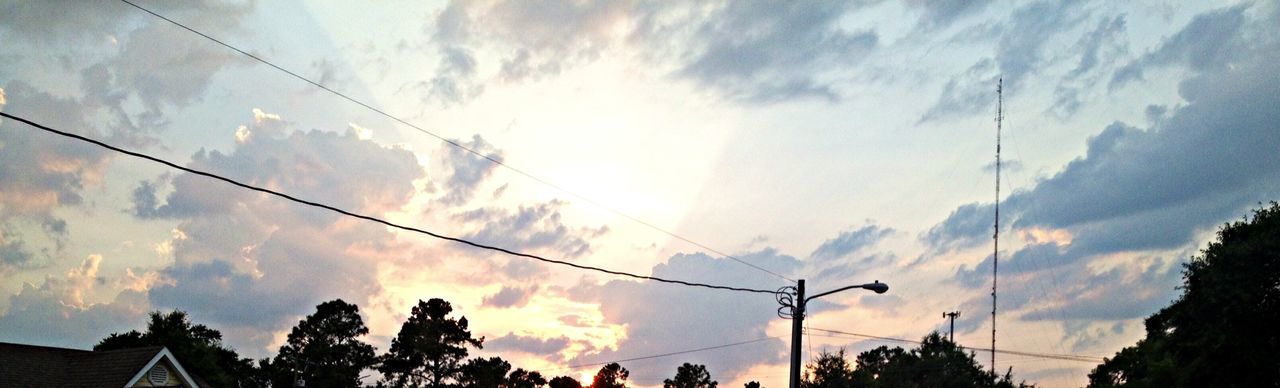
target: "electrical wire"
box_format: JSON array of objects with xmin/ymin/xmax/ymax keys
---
[
  {"xmin": 116, "ymin": 0, "xmax": 796, "ymax": 284},
  {"xmin": 0, "ymin": 111, "xmax": 777, "ymax": 295},
  {"xmin": 561, "ymin": 336, "xmax": 777, "ymax": 370},
  {"xmin": 805, "ymin": 327, "xmax": 1103, "ymax": 363}
]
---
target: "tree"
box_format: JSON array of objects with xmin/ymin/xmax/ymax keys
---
[
  {"xmin": 380, "ymin": 298, "xmax": 484, "ymax": 387},
  {"xmin": 591, "ymin": 363, "xmax": 630, "ymax": 388},
  {"xmin": 548, "ymin": 375, "xmax": 584, "ymax": 388},
  {"xmin": 1088, "ymin": 203, "xmax": 1280, "ymax": 387},
  {"xmin": 802, "ymin": 349, "xmax": 854, "ymax": 388},
  {"xmin": 96, "ymin": 310, "xmax": 253, "ymax": 388},
  {"xmin": 803, "ymin": 334, "xmax": 1023, "ymax": 388},
  {"xmin": 273, "ymin": 299, "xmax": 378, "ymax": 387},
  {"xmin": 850, "ymin": 333, "xmax": 1014, "ymax": 387},
  {"xmin": 664, "ymin": 363, "xmax": 717, "ymax": 388},
  {"xmin": 744, "ymin": 382, "xmax": 762, "ymax": 388},
  {"xmin": 508, "ymin": 368, "xmax": 549, "ymax": 388},
  {"xmin": 458, "ymin": 356, "xmax": 511, "ymax": 387}
]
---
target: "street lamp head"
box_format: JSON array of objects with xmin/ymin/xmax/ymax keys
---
[{"xmin": 864, "ymin": 281, "xmax": 888, "ymax": 294}]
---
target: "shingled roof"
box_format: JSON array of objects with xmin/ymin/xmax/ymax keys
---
[{"xmin": 0, "ymin": 342, "xmax": 196, "ymax": 387}]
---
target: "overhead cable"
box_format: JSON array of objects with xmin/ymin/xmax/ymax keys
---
[
  {"xmin": 117, "ymin": 0, "xmax": 795, "ymax": 284},
  {"xmin": 0, "ymin": 111, "xmax": 776, "ymax": 295},
  {"xmin": 805, "ymin": 327, "xmax": 1103, "ymax": 363},
  {"xmin": 563, "ymin": 337, "xmax": 777, "ymax": 370}
]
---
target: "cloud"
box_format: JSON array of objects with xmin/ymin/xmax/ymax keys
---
[
  {"xmin": 810, "ymin": 225, "xmax": 894, "ymax": 261},
  {"xmin": 124, "ymin": 111, "xmax": 426, "ymax": 352},
  {"xmin": 674, "ymin": 1, "xmax": 877, "ymax": 102},
  {"xmin": 922, "ymin": 0, "xmax": 1088, "ymax": 121},
  {"xmin": 1050, "ymin": 15, "xmax": 1129, "ymax": 117},
  {"xmin": 1018, "ymin": 257, "xmax": 1181, "ymax": 322},
  {"xmin": 1109, "ymin": 4, "xmax": 1248, "ymax": 91},
  {"xmin": 439, "ymin": 135, "xmax": 504, "ymax": 206},
  {"xmin": 0, "ymin": 82, "xmax": 110, "ymax": 218},
  {"xmin": 0, "ymin": 255, "xmax": 148, "ymax": 349},
  {"xmin": 453, "ymin": 201, "xmax": 606, "ymax": 260},
  {"xmin": 933, "ymin": 11, "xmax": 1280, "ymax": 330},
  {"xmin": 568, "ymin": 250, "xmax": 799, "ymax": 386},
  {"xmin": 415, "ymin": 1, "xmax": 880, "ymax": 103},
  {"xmin": 923, "ymin": 202, "xmax": 995, "ymax": 252},
  {"xmin": 485, "ymin": 332, "xmax": 573, "ymax": 361},
  {"xmin": 483, "ymin": 285, "xmax": 539, "ymax": 308},
  {"xmin": 908, "ymin": 0, "xmax": 993, "ymax": 29}
]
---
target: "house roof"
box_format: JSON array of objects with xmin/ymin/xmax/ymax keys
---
[{"xmin": 0, "ymin": 342, "xmax": 187, "ymax": 387}]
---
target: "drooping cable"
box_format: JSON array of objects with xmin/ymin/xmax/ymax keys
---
[
  {"xmin": 562, "ymin": 336, "xmax": 777, "ymax": 370},
  {"xmin": 805, "ymin": 327, "xmax": 1103, "ymax": 363},
  {"xmin": 116, "ymin": 0, "xmax": 795, "ymax": 284},
  {"xmin": 0, "ymin": 111, "xmax": 776, "ymax": 295}
]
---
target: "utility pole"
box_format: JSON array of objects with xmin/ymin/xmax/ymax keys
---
[
  {"xmin": 779, "ymin": 279, "xmax": 888, "ymax": 388},
  {"xmin": 788, "ymin": 280, "xmax": 806, "ymax": 388},
  {"xmin": 943, "ymin": 311, "xmax": 960, "ymax": 342}
]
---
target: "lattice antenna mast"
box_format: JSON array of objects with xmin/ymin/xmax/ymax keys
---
[{"xmin": 992, "ymin": 77, "xmax": 1003, "ymax": 375}]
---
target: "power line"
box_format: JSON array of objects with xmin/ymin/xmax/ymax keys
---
[
  {"xmin": 116, "ymin": 0, "xmax": 795, "ymax": 284},
  {"xmin": 805, "ymin": 327, "xmax": 1103, "ymax": 363},
  {"xmin": 0, "ymin": 111, "xmax": 777, "ymax": 295},
  {"xmin": 562, "ymin": 336, "xmax": 777, "ymax": 370}
]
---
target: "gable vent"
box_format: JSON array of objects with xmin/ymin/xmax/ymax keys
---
[{"xmin": 148, "ymin": 364, "xmax": 169, "ymax": 385}]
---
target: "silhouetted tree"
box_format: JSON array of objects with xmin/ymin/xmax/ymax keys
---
[
  {"xmin": 96, "ymin": 310, "xmax": 252, "ymax": 388},
  {"xmin": 1088, "ymin": 203, "xmax": 1280, "ymax": 387},
  {"xmin": 850, "ymin": 333, "xmax": 1017, "ymax": 387},
  {"xmin": 664, "ymin": 363, "xmax": 717, "ymax": 388},
  {"xmin": 548, "ymin": 375, "xmax": 584, "ymax": 388},
  {"xmin": 744, "ymin": 382, "xmax": 762, "ymax": 388},
  {"xmin": 591, "ymin": 363, "xmax": 630, "ymax": 388},
  {"xmin": 380, "ymin": 298, "xmax": 484, "ymax": 387},
  {"xmin": 802, "ymin": 349, "xmax": 855, "ymax": 388},
  {"xmin": 272, "ymin": 299, "xmax": 378, "ymax": 387},
  {"xmin": 458, "ymin": 356, "xmax": 511, "ymax": 387},
  {"xmin": 509, "ymin": 368, "xmax": 549, "ymax": 388},
  {"xmin": 803, "ymin": 334, "xmax": 1024, "ymax": 388}
]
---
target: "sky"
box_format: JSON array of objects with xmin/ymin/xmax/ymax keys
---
[{"xmin": 1, "ymin": 0, "xmax": 1278, "ymax": 386}]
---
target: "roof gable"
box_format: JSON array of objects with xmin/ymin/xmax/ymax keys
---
[{"xmin": 124, "ymin": 348, "xmax": 198, "ymax": 387}]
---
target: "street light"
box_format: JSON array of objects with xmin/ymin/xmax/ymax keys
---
[{"xmin": 779, "ymin": 279, "xmax": 889, "ymax": 388}]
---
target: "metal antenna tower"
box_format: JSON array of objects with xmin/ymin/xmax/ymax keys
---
[{"xmin": 992, "ymin": 77, "xmax": 1003, "ymax": 374}]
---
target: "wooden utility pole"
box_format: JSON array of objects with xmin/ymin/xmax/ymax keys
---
[{"xmin": 943, "ymin": 311, "xmax": 960, "ymax": 342}]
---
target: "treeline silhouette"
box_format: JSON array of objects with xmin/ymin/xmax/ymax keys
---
[{"xmin": 92, "ymin": 297, "xmax": 1027, "ymax": 388}]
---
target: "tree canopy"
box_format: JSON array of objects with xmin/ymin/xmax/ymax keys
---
[
  {"xmin": 96, "ymin": 310, "xmax": 252, "ymax": 388},
  {"xmin": 1088, "ymin": 202, "xmax": 1280, "ymax": 387},
  {"xmin": 548, "ymin": 375, "xmax": 584, "ymax": 388},
  {"xmin": 664, "ymin": 363, "xmax": 717, "ymax": 388},
  {"xmin": 508, "ymin": 368, "xmax": 549, "ymax": 388},
  {"xmin": 272, "ymin": 299, "xmax": 378, "ymax": 387},
  {"xmin": 592, "ymin": 362, "xmax": 631, "ymax": 388},
  {"xmin": 380, "ymin": 298, "xmax": 485, "ymax": 387},
  {"xmin": 803, "ymin": 333, "xmax": 1022, "ymax": 388}
]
